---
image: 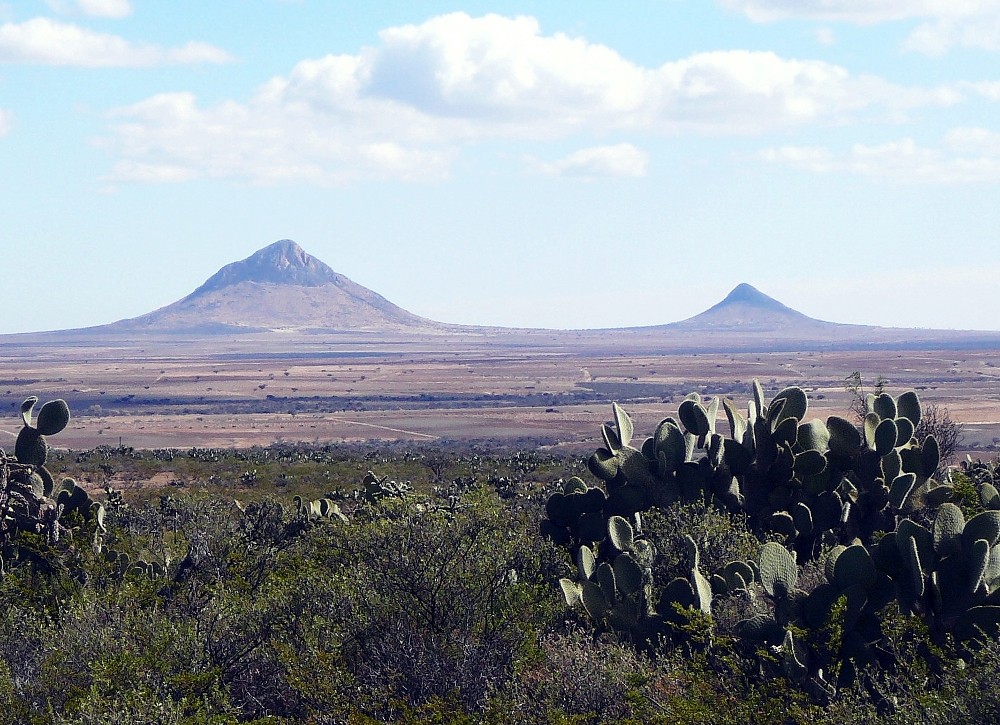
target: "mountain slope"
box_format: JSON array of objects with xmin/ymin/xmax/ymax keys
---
[{"xmin": 109, "ymin": 240, "xmax": 436, "ymax": 333}]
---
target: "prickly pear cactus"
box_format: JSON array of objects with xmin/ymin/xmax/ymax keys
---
[
  {"xmin": 551, "ymin": 381, "xmax": 951, "ymax": 567},
  {"xmin": 359, "ymin": 471, "xmax": 411, "ymax": 504},
  {"xmin": 0, "ymin": 397, "xmax": 97, "ymax": 552},
  {"xmin": 15, "ymin": 397, "xmax": 70, "ymax": 469},
  {"xmin": 545, "ymin": 377, "xmax": 979, "ymax": 681}
]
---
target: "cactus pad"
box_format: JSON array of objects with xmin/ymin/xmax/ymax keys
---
[
  {"xmin": 35, "ymin": 399, "xmax": 70, "ymax": 436},
  {"xmin": 933, "ymin": 502, "xmax": 965, "ymax": 556},
  {"xmin": 608, "ymin": 515, "xmax": 635, "ymax": 552},
  {"xmin": 895, "ymin": 391, "xmax": 922, "ymax": 427},
  {"xmin": 760, "ymin": 542, "xmax": 797, "ymax": 598},
  {"xmin": 678, "ymin": 399, "xmax": 710, "ymax": 437},
  {"xmin": 614, "ymin": 553, "xmax": 644, "ymax": 595},
  {"xmin": 612, "ymin": 402, "xmax": 634, "ymax": 448},
  {"xmin": 874, "ymin": 418, "xmax": 899, "ymax": 457},
  {"xmin": 834, "ymin": 544, "xmax": 877, "ymax": 591},
  {"xmin": 15, "ymin": 428, "xmax": 48, "ymax": 467},
  {"xmin": 963, "ymin": 510, "xmax": 1000, "ymax": 552}
]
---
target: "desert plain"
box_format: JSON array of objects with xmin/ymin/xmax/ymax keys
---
[{"xmin": 2, "ymin": 331, "xmax": 998, "ymax": 461}]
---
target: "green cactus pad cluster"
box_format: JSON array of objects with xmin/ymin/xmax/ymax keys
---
[
  {"xmin": 544, "ymin": 379, "xmax": 999, "ymax": 686},
  {"xmin": 15, "ymin": 397, "xmax": 70, "ymax": 468},
  {"xmin": 0, "ymin": 397, "xmax": 99, "ymax": 556},
  {"xmin": 360, "ymin": 470, "xmax": 412, "ymax": 504},
  {"xmin": 294, "ymin": 494, "xmax": 349, "ymax": 523}
]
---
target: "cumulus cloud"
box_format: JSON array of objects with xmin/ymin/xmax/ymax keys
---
[
  {"xmin": 100, "ymin": 12, "xmax": 961, "ymax": 185},
  {"xmin": 46, "ymin": 0, "xmax": 132, "ymax": 18},
  {"xmin": 0, "ymin": 17, "xmax": 232, "ymax": 66},
  {"xmin": 944, "ymin": 126, "xmax": 1000, "ymax": 155},
  {"xmin": 76, "ymin": 0, "xmax": 132, "ymax": 18},
  {"xmin": 902, "ymin": 13, "xmax": 1000, "ymax": 55},
  {"xmin": 104, "ymin": 91, "xmax": 457, "ymax": 185},
  {"xmin": 528, "ymin": 143, "xmax": 648, "ymax": 178},
  {"xmin": 761, "ymin": 129, "xmax": 1000, "ymax": 182},
  {"xmin": 719, "ymin": 1, "xmax": 997, "ymax": 24},
  {"xmin": 959, "ymin": 80, "xmax": 1000, "ymax": 101},
  {"xmin": 719, "ymin": 0, "xmax": 1000, "ymax": 55}
]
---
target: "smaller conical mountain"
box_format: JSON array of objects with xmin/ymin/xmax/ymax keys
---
[
  {"xmin": 111, "ymin": 240, "xmax": 434, "ymax": 333},
  {"xmin": 668, "ymin": 283, "xmax": 832, "ymax": 332}
]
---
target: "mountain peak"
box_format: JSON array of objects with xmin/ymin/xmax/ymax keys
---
[
  {"xmin": 258, "ymin": 239, "xmax": 311, "ymax": 267},
  {"xmin": 188, "ymin": 239, "xmax": 340, "ymax": 296},
  {"xmin": 716, "ymin": 283, "xmax": 790, "ymax": 311},
  {"xmin": 721, "ymin": 283, "xmax": 767, "ymax": 304}
]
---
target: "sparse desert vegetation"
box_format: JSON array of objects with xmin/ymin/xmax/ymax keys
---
[{"xmin": 4, "ymin": 363, "xmax": 1000, "ymax": 723}]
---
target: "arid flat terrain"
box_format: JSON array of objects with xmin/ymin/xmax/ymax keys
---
[
  {"xmin": 4, "ymin": 243, "xmax": 999, "ymax": 457},
  {"xmin": 2, "ymin": 333, "xmax": 998, "ymax": 459}
]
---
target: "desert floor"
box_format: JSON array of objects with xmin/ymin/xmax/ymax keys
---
[{"xmin": 1, "ymin": 337, "xmax": 996, "ymax": 459}]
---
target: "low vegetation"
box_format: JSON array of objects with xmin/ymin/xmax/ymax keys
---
[{"xmin": 1, "ymin": 378, "xmax": 999, "ymax": 724}]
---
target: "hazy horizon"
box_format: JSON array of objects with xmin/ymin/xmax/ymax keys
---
[{"xmin": 3, "ymin": 2, "xmax": 1000, "ymax": 334}]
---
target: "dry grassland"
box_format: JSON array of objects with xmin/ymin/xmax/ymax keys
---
[{"xmin": 1, "ymin": 338, "xmax": 997, "ymax": 458}]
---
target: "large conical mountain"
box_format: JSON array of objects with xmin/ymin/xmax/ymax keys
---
[{"xmin": 111, "ymin": 240, "xmax": 435, "ymax": 333}]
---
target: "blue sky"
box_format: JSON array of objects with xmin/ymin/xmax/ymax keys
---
[{"xmin": 2, "ymin": 1, "xmax": 1000, "ymax": 334}]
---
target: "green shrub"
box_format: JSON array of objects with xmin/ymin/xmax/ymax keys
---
[
  {"xmin": 333, "ymin": 489, "xmax": 562, "ymax": 720},
  {"xmin": 642, "ymin": 500, "xmax": 759, "ymax": 589}
]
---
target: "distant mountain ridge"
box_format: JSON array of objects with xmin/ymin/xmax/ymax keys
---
[
  {"xmin": 13, "ymin": 239, "xmax": 999, "ymax": 352},
  {"xmin": 132, "ymin": 240, "xmax": 840, "ymax": 335}
]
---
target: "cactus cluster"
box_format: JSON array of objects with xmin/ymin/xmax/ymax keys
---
[
  {"xmin": 56, "ymin": 477, "xmax": 107, "ymax": 551},
  {"xmin": 294, "ymin": 494, "xmax": 349, "ymax": 523},
  {"xmin": 360, "ymin": 471, "xmax": 412, "ymax": 504},
  {"xmin": 545, "ymin": 380, "xmax": 997, "ymax": 685},
  {"xmin": 0, "ymin": 397, "xmax": 107, "ymax": 553},
  {"xmin": 558, "ymin": 512, "xmax": 658, "ymax": 639},
  {"xmin": 883, "ymin": 503, "xmax": 1000, "ymax": 641},
  {"xmin": 104, "ymin": 548, "xmax": 166, "ymax": 580},
  {"xmin": 956, "ymin": 456, "xmax": 1000, "ymax": 512},
  {"xmin": 546, "ymin": 382, "xmax": 948, "ymax": 567}
]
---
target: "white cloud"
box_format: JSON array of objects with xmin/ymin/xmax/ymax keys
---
[
  {"xmin": 0, "ymin": 17, "xmax": 232, "ymax": 67},
  {"xmin": 44, "ymin": 0, "xmax": 131, "ymax": 18},
  {"xmin": 103, "ymin": 92, "xmax": 456, "ymax": 185},
  {"xmin": 720, "ymin": 1, "xmax": 1000, "ymax": 54},
  {"xmin": 719, "ymin": 0, "xmax": 1000, "ymax": 24},
  {"xmin": 961, "ymin": 80, "xmax": 1000, "ymax": 100},
  {"xmin": 100, "ymin": 12, "xmax": 962, "ymax": 185},
  {"xmin": 944, "ymin": 126, "xmax": 1000, "ymax": 155},
  {"xmin": 356, "ymin": 15, "xmax": 953, "ymax": 131},
  {"xmin": 76, "ymin": 0, "xmax": 131, "ymax": 18},
  {"xmin": 529, "ymin": 143, "xmax": 648, "ymax": 178},
  {"xmin": 902, "ymin": 14, "xmax": 1000, "ymax": 55},
  {"xmin": 761, "ymin": 130, "xmax": 1000, "ymax": 182},
  {"xmin": 815, "ymin": 27, "xmax": 837, "ymax": 46}
]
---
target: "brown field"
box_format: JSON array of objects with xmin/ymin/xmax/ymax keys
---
[{"xmin": 1, "ymin": 333, "xmax": 998, "ymax": 460}]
